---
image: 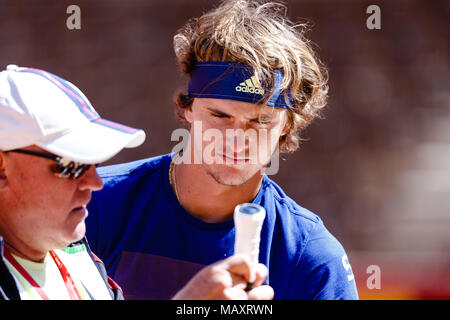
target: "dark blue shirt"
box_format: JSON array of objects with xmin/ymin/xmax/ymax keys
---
[{"xmin": 86, "ymin": 153, "xmax": 358, "ymax": 300}]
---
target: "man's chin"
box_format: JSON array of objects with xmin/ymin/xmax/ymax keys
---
[
  {"xmin": 60, "ymin": 223, "xmax": 86, "ymax": 247},
  {"xmin": 205, "ymin": 164, "xmax": 262, "ymax": 186}
]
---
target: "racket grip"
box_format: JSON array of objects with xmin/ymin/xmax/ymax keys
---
[{"xmin": 233, "ymin": 203, "xmax": 266, "ymax": 265}]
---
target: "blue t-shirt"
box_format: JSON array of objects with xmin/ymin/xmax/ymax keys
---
[{"xmin": 86, "ymin": 154, "xmax": 359, "ymax": 300}]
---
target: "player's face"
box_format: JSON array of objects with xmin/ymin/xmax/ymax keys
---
[
  {"xmin": 185, "ymin": 98, "xmax": 288, "ymax": 186},
  {"xmin": 0, "ymin": 146, "xmax": 103, "ymax": 253}
]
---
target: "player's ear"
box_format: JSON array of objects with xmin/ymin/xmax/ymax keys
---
[
  {"xmin": 0, "ymin": 152, "xmax": 8, "ymax": 189},
  {"xmin": 184, "ymin": 100, "xmax": 194, "ymax": 124},
  {"xmin": 184, "ymin": 107, "xmax": 193, "ymax": 124}
]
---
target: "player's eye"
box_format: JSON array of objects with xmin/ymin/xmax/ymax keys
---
[
  {"xmin": 211, "ymin": 112, "xmax": 230, "ymax": 118},
  {"xmin": 251, "ymin": 117, "xmax": 272, "ymax": 125}
]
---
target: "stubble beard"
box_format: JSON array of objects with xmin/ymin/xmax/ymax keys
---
[{"xmin": 204, "ymin": 162, "xmax": 264, "ymax": 186}]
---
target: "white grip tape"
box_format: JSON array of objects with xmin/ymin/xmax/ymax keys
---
[{"xmin": 234, "ymin": 203, "xmax": 266, "ymax": 264}]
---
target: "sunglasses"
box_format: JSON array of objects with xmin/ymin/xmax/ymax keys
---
[{"xmin": 5, "ymin": 149, "xmax": 95, "ymax": 180}]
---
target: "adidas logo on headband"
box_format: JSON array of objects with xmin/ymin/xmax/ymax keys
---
[
  {"xmin": 188, "ymin": 62, "xmax": 293, "ymax": 109},
  {"xmin": 235, "ymin": 75, "xmax": 265, "ymax": 95}
]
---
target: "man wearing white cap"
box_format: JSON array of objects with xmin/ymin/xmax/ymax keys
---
[{"xmin": 0, "ymin": 64, "xmax": 273, "ymax": 300}]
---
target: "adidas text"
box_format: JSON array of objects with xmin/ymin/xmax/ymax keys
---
[{"xmin": 235, "ymin": 86, "xmax": 264, "ymax": 95}]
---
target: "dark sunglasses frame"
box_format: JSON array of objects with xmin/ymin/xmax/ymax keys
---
[{"xmin": 5, "ymin": 149, "xmax": 94, "ymax": 179}]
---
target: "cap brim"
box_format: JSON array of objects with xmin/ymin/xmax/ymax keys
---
[{"xmin": 36, "ymin": 118, "xmax": 146, "ymax": 164}]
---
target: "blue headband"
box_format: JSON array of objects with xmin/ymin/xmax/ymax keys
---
[{"xmin": 187, "ymin": 62, "xmax": 294, "ymax": 109}]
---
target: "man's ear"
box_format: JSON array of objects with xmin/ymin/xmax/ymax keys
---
[
  {"xmin": 184, "ymin": 105, "xmax": 193, "ymax": 124},
  {"xmin": 0, "ymin": 152, "xmax": 8, "ymax": 189}
]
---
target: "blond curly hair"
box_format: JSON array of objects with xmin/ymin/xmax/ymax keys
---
[{"xmin": 173, "ymin": 0, "xmax": 328, "ymax": 153}]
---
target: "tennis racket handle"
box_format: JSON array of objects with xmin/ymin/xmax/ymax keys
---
[{"xmin": 234, "ymin": 203, "xmax": 266, "ymax": 265}]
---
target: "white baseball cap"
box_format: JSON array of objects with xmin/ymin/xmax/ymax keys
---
[{"xmin": 0, "ymin": 64, "xmax": 146, "ymax": 164}]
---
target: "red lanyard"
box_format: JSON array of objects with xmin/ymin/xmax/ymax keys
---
[{"xmin": 3, "ymin": 249, "xmax": 82, "ymax": 300}]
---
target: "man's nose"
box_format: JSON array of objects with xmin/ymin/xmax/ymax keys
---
[
  {"xmin": 77, "ymin": 165, "xmax": 103, "ymax": 191},
  {"xmin": 225, "ymin": 122, "xmax": 253, "ymax": 154},
  {"xmin": 229, "ymin": 118, "xmax": 249, "ymax": 131}
]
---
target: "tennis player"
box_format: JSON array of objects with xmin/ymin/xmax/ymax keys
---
[{"xmin": 86, "ymin": 0, "xmax": 359, "ymax": 299}]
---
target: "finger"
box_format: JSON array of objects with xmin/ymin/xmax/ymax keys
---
[
  {"xmin": 252, "ymin": 263, "xmax": 269, "ymax": 287},
  {"xmin": 223, "ymin": 287, "xmax": 249, "ymax": 300},
  {"xmin": 230, "ymin": 273, "xmax": 248, "ymax": 289},
  {"xmin": 221, "ymin": 254, "xmax": 253, "ymax": 283},
  {"xmin": 247, "ymin": 285, "xmax": 274, "ymax": 300}
]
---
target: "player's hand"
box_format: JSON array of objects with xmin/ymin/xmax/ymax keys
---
[{"xmin": 172, "ymin": 254, "xmax": 274, "ymax": 300}]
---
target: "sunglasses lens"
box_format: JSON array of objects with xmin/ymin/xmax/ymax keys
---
[
  {"xmin": 73, "ymin": 164, "xmax": 91, "ymax": 179},
  {"xmin": 50, "ymin": 162, "xmax": 91, "ymax": 179}
]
